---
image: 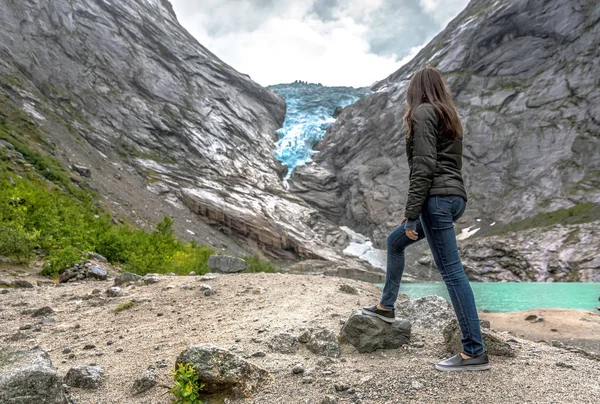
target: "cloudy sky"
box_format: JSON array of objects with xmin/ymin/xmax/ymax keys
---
[{"xmin": 170, "ymin": 0, "xmax": 469, "ymax": 87}]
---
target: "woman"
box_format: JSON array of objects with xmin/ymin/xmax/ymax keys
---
[{"xmin": 362, "ymin": 66, "xmax": 488, "ymax": 372}]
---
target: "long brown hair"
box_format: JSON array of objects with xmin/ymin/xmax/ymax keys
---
[{"xmin": 403, "ymin": 66, "xmax": 463, "ymax": 139}]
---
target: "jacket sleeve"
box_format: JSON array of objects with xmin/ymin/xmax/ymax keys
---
[{"xmin": 404, "ymin": 105, "xmax": 438, "ymax": 220}]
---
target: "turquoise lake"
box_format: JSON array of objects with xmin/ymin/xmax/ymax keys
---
[{"xmin": 382, "ymin": 282, "xmax": 600, "ymax": 312}]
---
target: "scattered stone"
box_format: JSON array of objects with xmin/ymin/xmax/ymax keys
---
[
  {"xmin": 87, "ymin": 264, "xmax": 108, "ymax": 280},
  {"xmin": 176, "ymin": 344, "xmax": 270, "ymax": 398},
  {"xmin": 182, "ymin": 285, "xmax": 194, "ymax": 291},
  {"xmin": 316, "ymin": 357, "xmax": 334, "ymax": 368},
  {"xmin": 141, "ymin": 274, "xmax": 160, "ymax": 285},
  {"xmin": 0, "ymin": 289, "xmax": 9, "ymax": 294},
  {"xmin": 188, "ymin": 271, "xmax": 196, "ymax": 276},
  {"xmin": 0, "ymin": 279, "xmax": 12, "ymax": 288},
  {"xmin": 0, "ymin": 346, "xmax": 72, "ymax": 403},
  {"xmin": 268, "ymin": 333, "xmax": 300, "ymax": 354},
  {"xmin": 114, "ymin": 272, "xmax": 142, "ymax": 286},
  {"xmin": 8, "ymin": 332, "xmax": 29, "ymax": 341},
  {"xmin": 298, "ymin": 328, "xmax": 312, "ymax": 343},
  {"xmin": 251, "ymin": 352, "xmax": 266, "ymax": 358},
  {"xmin": 156, "ymin": 359, "xmax": 168, "ymax": 368},
  {"xmin": 525, "ymin": 314, "xmax": 538, "ymax": 321},
  {"xmin": 13, "ymin": 280, "xmax": 34, "ymax": 288},
  {"xmin": 208, "ymin": 255, "xmax": 249, "ymax": 274},
  {"xmin": 533, "ymin": 317, "xmax": 544, "ymax": 323},
  {"xmin": 116, "ymin": 348, "xmax": 124, "ymax": 353},
  {"xmin": 551, "ymin": 328, "xmax": 558, "ymax": 332},
  {"xmin": 292, "ymin": 364, "xmax": 305, "ymax": 374},
  {"xmin": 443, "ymin": 319, "xmax": 514, "ymax": 357},
  {"xmin": 19, "ymin": 324, "xmax": 32, "ymax": 330},
  {"xmin": 322, "ymin": 395, "xmax": 338, "ymax": 404},
  {"xmin": 72, "ymin": 164, "xmax": 91, "ymax": 177},
  {"xmin": 412, "ymin": 341, "xmax": 425, "ymax": 348},
  {"xmin": 91, "ymin": 288, "xmax": 101, "ymax": 295},
  {"xmin": 339, "ymin": 283, "xmax": 359, "ymax": 295},
  {"xmin": 32, "ymin": 325, "xmax": 42, "ymax": 332},
  {"xmin": 63, "ymin": 348, "xmax": 72, "ymax": 354},
  {"xmin": 157, "ymin": 313, "xmax": 164, "ymax": 317},
  {"xmin": 341, "ymin": 310, "xmax": 411, "ymax": 353},
  {"xmin": 32, "ymin": 306, "xmax": 54, "ymax": 317},
  {"xmin": 107, "ymin": 286, "xmax": 122, "ymax": 297},
  {"xmin": 88, "ymin": 252, "xmax": 108, "ymax": 262},
  {"xmin": 199, "ymin": 284, "xmax": 212, "ymax": 291},
  {"xmin": 395, "ymin": 295, "xmax": 454, "ymax": 331},
  {"xmin": 132, "ymin": 366, "xmax": 157, "ymax": 394},
  {"xmin": 307, "ymin": 328, "xmax": 340, "ymax": 358},
  {"xmin": 302, "ymin": 376, "xmax": 315, "ymax": 384},
  {"xmin": 107, "ymin": 340, "xmax": 114, "ymax": 346},
  {"xmin": 411, "ymin": 380, "xmax": 424, "ymax": 390},
  {"xmin": 64, "ymin": 365, "xmax": 104, "ymax": 389},
  {"xmin": 198, "ymin": 274, "xmax": 218, "ymax": 281},
  {"xmin": 204, "ymin": 289, "xmax": 214, "ymax": 296},
  {"xmin": 556, "ymin": 362, "xmax": 574, "ymax": 369},
  {"xmin": 335, "ymin": 383, "xmax": 349, "ymax": 392},
  {"xmin": 551, "ymin": 340, "xmax": 565, "ymax": 348}
]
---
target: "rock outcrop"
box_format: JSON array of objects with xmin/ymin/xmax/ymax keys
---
[
  {"xmin": 291, "ymin": 0, "xmax": 600, "ymax": 276},
  {"xmin": 176, "ymin": 344, "xmax": 270, "ymax": 398},
  {"xmin": 443, "ymin": 319, "xmax": 515, "ymax": 357},
  {"xmin": 395, "ymin": 296, "xmax": 455, "ymax": 331},
  {"xmin": 341, "ymin": 311, "xmax": 411, "ymax": 353},
  {"xmin": 0, "ymin": 346, "xmax": 72, "ymax": 403}
]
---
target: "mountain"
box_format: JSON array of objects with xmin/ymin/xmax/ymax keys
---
[
  {"xmin": 0, "ymin": 0, "xmax": 378, "ymax": 276},
  {"xmin": 291, "ymin": 0, "xmax": 600, "ymax": 281}
]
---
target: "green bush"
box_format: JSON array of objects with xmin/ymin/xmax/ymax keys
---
[
  {"xmin": 243, "ymin": 255, "xmax": 276, "ymax": 273},
  {"xmin": 115, "ymin": 301, "xmax": 135, "ymax": 313},
  {"xmin": 0, "ymin": 225, "xmax": 37, "ymax": 263},
  {"xmin": 171, "ymin": 363, "xmax": 204, "ymax": 404}
]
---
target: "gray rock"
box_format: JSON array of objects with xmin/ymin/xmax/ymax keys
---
[
  {"xmin": 443, "ymin": 319, "xmax": 514, "ymax": 357},
  {"xmin": 341, "ymin": 310, "xmax": 411, "ymax": 353},
  {"xmin": 395, "ymin": 296, "xmax": 455, "ymax": 331},
  {"xmin": 106, "ymin": 287, "xmax": 122, "ymax": 297},
  {"xmin": 268, "ymin": 333, "xmax": 300, "ymax": 354},
  {"xmin": 88, "ymin": 252, "xmax": 108, "ymax": 262},
  {"xmin": 1, "ymin": 289, "xmax": 10, "ymax": 295},
  {"xmin": 72, "ymin": 164, "xmax": 91, "ymax": 178},
  {"xmin": 132, "ymin": 366, "xmax": 157, "ymax": 394},
  {"xmin": 0, "ymin": 346, "xmax": 72, "ymax": 403},
  {"xmin": 198, "ymin": 274, "xmax": 218, "ymax": 281},
  {"xmin": 208, "ymin": 256, "xmax": 249, "ymax": 274},
  {"xmin": 204, "ymin": 289, "xmax": 214, "ymax": 296},
  {"xmin": 114, "ymin": 272, "xmax": 142, "ymax": 286},
  {"xmin": 339, "ymin": 283, "xmax": 359, "ymax": 295},
  {"xmin": 32, "ymin": 306, "xmax": 54, "ymax": 317},
  {"xmin": 13, "ymin": 280, "xmax": 34, "ymax": 288},
  {"xmin": 292, "ymin": 363, "xmax": 305, "ymax": 374},
  {"xmin": 188, "ymin": 271, "xmax": 196, "ymax": 276},
  {"xmin": 306, "ymin": 328, "xmax": 340, "ymax": 358},
  {"xmin": 64, "ymin": 365, "xmax": 104, "ymax": 389},
  {"xmin": 0, "ymin": 279, "xmax": 12, "ymax": 288},
  {"xmin": 176, "ymin": 344, "xmax": 270, "ymax": 398},
  {"xmin": 141, "ymin": 274, "xmax": 160, "ymax": 285},
  {"xmin": 298, "ymin": 328, "xmax": 312, "ymax": 343},
  {"xmin": 86, "ymin": 264, "xmax": 108, "ymax": 280}
]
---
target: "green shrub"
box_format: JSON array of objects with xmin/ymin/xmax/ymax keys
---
[
  {"xmin": 0, "ymin": 225, "xmax": 37, "ymax": 263},
  {"xmin": 43, "ymin": 245, "xmax": 84, "ymax": 277},
  {"xmin": 243, "ymin": 255, "xmax": 276, "ymax": 273},
  {"xmin": 115, "ymin": 301, "xmax": 135, "ymax": 313},
  {"xmin": 171, "ymin": 363, "xmax": 204, "ymax": 404}
]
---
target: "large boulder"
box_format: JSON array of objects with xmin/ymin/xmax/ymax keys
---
[
  {"xmin": 176, "ymin": 344, "xmax": 270, "ymax": 398},
  {"xmin": 63, "ymin": 365, "xmax": 104, "ymax": 389},
  {"xmin": 0, "ymin": 346, "xmax": 72, "ymax": 403},
  {"xmin": 443, "ymin": 319, "xmax": 515, "ymax": 357},
  {"xmin": 208, "ymin": 256, "xmax": 249, "ymax": 274},
  {"xmin": 341, "ymin": 310, "xmax": 411, "ymax": 353},
  {"xmin": 395, "ymin": 295, "xmax": 455, "ymax": 331},
  {"xmin": 306, "ymin": 328, "xmax": 340, "ymax": 358},
  {"xmin": 86, "ymin": 264, "xmax": 108, "ymax": 280}
]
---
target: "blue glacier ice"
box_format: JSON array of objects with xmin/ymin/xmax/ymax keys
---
[{"xmin": 268, "ymin": 81, "xmax": 370, "ymax": 181}]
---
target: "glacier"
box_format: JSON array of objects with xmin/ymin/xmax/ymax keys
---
[{"xmin": 268, "ymin": 81, "xmax": 370, "ymax": 181}]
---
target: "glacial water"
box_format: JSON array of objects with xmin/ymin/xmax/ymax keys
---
[
  {"xmin": 388, "ymin": 282, "xmax": 600, "ymax": 312},
  {"xmin": 268, "ymin": 82, "xmax": 370, "ymax": 180}
]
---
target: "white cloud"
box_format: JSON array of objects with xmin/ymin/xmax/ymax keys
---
[{"xmin": 170, "ymin": 0, "xmax": 468, "ymax": 87}]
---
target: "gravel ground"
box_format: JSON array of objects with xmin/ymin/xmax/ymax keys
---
[{"xmin": 1, "ymin": 268, "xmax": 599, "ymax": 404}]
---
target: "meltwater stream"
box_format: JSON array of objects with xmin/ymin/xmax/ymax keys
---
[{"xmin": 269, "ymin": 82, "xmax": 370, "ymax": 181}]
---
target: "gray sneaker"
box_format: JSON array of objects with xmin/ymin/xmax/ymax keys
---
[
  {"xmin": 435, "ymin": 353, "xmax": 490, "ymax": 372},
  {"xmin": 361, "ymin": 305, "xmax": 396, "ymax": 324}
]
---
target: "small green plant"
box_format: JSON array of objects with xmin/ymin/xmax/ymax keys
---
[
  {"xmin": 115, "ymin": 301, "xmax": 135, "ymax": 313},
  {"xmin": 243, "ymin": 255, "xmax": 275, "ymax": 273},
  {"xmin": 171, "ymin": 363, "xmax": 204, "ymax": 404}
]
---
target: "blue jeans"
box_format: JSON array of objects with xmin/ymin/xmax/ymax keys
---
[{"xmin": 380, "ymin": 195, "xmax": 485, "ymax": 357}]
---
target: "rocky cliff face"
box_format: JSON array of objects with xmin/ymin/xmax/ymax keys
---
[
  {"xmin": 0, "ymin": 0, "xmax": 369, "ymax": 268},
  {"xmin": 292, "ymin": 0, "xmax": 600, "ymax": 280}
]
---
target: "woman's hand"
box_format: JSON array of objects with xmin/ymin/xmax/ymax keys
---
[{"xmin": 403, "ymin": 217, "xmax": 419, "ymax": 240}]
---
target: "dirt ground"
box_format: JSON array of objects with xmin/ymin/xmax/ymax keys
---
[{"xmin": 1, "ymin": 267, "xmax": 599, "ymax": 404}]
